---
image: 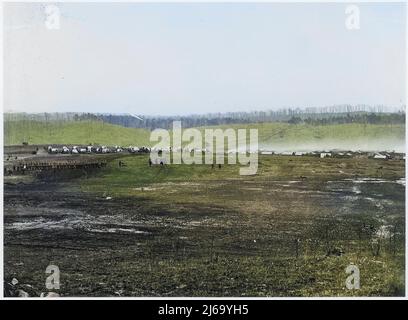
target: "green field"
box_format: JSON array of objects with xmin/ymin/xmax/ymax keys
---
[
  {"xmin": 3, "ymin": 117, "xmax": 406, "ymax": 296},
  {"xmin": 4, "ymin": 120, "xmax": 150, "ymax": 146},
  {"xmin": 4, "ymin": 153, "xmax": 405, "ymax": 296},
  {"xmin": 4, "ymin": 119, "xmax": 405, "ymax": 152},
  {"xmin": 195, "ymin": 122, "xmax": 405, "ymax": 151},
  {"xmin": 75, "ymin": 154, "xmax": 404, "ymax": 296}
]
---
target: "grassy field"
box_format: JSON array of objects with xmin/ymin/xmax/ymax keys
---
[
  {"xmin": 4, "ymin": 119, "xmax": 405, "ymax": 152},
  {"xmin": 195, "ymin": 122, "xmax": 405, "ymax": 151},
  {"xmin": 80, "ymin": 154, "xmax": 404, "ymax": 196},
  {"xmin": 4, "ymin": 120, "xmax": 150, "ymax": 146},
  {"xmin": 4, "ymin": 154, "xmax": 405, "ymax": 296},
  {"xmin": 3, "ymin": 115, "xmax": 406, "ymax": 297},
  {"xmin": 82, "ymin": 154, "xmax": 405, "ymax": 296}
]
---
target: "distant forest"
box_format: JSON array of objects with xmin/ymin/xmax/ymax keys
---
[{"xmin": 5, "ymin": 105, "xmax": 405, "ymax": 130}]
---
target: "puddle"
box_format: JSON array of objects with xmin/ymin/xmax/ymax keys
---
[
  {"xmin": 89, "ymin": 227, "xmax": 149, "ymax": 234},
  {"xmin": 7, "ymin": 217, "xmax": 78, "ymax": 231},
  {"xmin": 6, "ymin": 213, "xmax": 151, "ymax": 235},
  {"xmin": 133, "ymin": 187, "xmax": 156, "ymax": 191},
  {"xmin": 396, "ymin": 178, "xmax": 405, "ymax": 186},
  {"xmin": 242, "ymin": 187, "xmax": 263, "ymax": 191},
  {"xmin": 344, "ymin": 178, "xmax": 405, "ymax": 185},
  {"xmin": 5, "ymin": 206, "xmax": 81, "ymax": 217},
  {"xmin": 352, "ymin": 186, "xmax": 361, "ymax": 194}
]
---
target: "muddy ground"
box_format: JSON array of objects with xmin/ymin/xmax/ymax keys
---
[{"xmin": 3, "ymin": 155, "xmax": 406, "ymax": 297}]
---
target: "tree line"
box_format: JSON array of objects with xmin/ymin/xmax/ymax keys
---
[{"xmin": 4, "ymin": 104, "xmax": 405, "ymax": 129}]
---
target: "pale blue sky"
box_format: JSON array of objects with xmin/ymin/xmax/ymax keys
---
[{"xmin": 4, "ymin": 2, "xmax": 406, "ymax": 115}]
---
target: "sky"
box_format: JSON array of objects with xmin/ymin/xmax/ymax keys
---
[{"xmin": 3, "ymin": 2, "xmax": 406, "ymax": 115}]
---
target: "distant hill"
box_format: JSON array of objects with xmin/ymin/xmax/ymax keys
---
[
  {"xmin": 195, "ymin": 122, "xmax": 405, "ymax": 152},
  {"xmin": 4, "ymin": 118, "xmax": 405, "ymax": 152},
  {"xmin": 4, "ymin": 120, "xmax": 150, "ymax": 146}
]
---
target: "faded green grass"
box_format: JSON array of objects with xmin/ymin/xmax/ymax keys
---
[
  {"xmin": 196, "ymin": 122, "xmax": 404, "ymax": 142},
  {"xmin": 4, "ymin": 119, "xmax": 405, "ymax": 151},
  {"xmin": 192, "ymin": 122, "xmax": 405, "ymax": 151},
  {"xmin": 80, "ymin": 154, "xmax": 404, "ymax": 198},
  {"xmin": 5, "ymin": 154, "xmax": 404, "ymax": 296},
  {"xmin": 77, "ymin": 154, "xmax": 405, "ymax": 296},
  {"xmin": 4, "ymin": 120, "xmax": 150, "ymax": 146},
  {"xmin": 9, "ymin": 247, "xmax": 404, "ymax": 297}
]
